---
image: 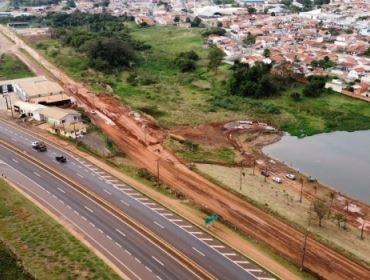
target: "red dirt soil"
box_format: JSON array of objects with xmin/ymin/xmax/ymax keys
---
[{"xmin": 5, "ymin": 26, "xmax": 370, "ymax": 280}]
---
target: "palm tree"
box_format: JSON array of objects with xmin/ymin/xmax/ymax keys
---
[{"xmin": 327, "ymin": 191, "xmax": 336, "ymax": 218}]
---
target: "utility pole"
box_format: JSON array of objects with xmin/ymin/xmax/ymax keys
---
[
  {"xmin": 300, "ymin": 228, "xmax": 309, "ymax": 271},
  {"xmin": 239, "ymin": 166, "xmax": 242, "ymax": 191},
  {"xmin": 156, "ymin": 159, "xmax": 160, "ymax": 187},
  {"xmin": 252, "ymin": 159, "xmax": 256, "ymax": 175},
  {"xmin": 4, "ymin": 94, "xmax": 13, "ymax": 118}
]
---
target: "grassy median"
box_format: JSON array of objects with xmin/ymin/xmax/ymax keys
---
[
  {"xmin": 0, "ymin": 179, "xmax": 121, "ymax": 280},
  {"xmin": 0, "ymin": 54, "xmax": 33, "ymax": 80}
]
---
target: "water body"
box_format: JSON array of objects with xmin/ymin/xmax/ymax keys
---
[{"xmin": 263, "ymin": 130, "xmax": 370, "ymax": 204}]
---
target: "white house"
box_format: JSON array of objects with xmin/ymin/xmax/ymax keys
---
[
  {"xmin": 39, "ymin": 107, "xmax": 81, "ymax": 127},
  {"xmin": 325, "ymin": 79, "xmax": 343, "ymax": 93}
]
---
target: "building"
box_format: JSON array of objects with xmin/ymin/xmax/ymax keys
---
[
  {"xmin": 325, "ymin": 79, "xmax": 343, "ymax": 93},
  {"xmin": 39, "ymin": 107, "xmax": 81, "ymax": 127},
  {"xmin": 0, "ymin": 76, "xmax": 70, "ymax": 106},
  {"xmin": 13, "ymin": 100, "xmax": 46, "ymax": 121}
]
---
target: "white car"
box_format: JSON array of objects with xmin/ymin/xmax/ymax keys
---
[
  {"xmin": 272, "ymin": 176, "xmax": 282, "ymax": 184},
  {"xmin": 286, "ymin": 174, "xmax": 296, "ymax": 180},
  {"xmin": 31, "ymin": 141, "xmax": 40, "ymax": 148}
]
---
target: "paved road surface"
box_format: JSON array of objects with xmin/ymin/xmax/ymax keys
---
[{"xmin": 0, "ymin": 118, "xmax": 275, "ymax": 280}]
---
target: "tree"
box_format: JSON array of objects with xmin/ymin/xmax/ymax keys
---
[
  {"xmin": 327, "ymin": 191, "xmax": 336, "ymax": 218},
  {"xmin": 263, "ymin": 48, "xmax": 270, "ymax": 58},
  {"xmin": 313, "ymin": 199, "xmax": 329, "ymax": 227},
  {"xmin": 190, "ymin": 16, "xmax": 202, "ymax": 27},
  {"xmin": 360, "ymin": 212, "xmax": 368, "ymax": 240},
  {"xmin": 333, "ymin": 212, "xmax": 345, "ymax": 228},
  {"xmin": 173, "ymin": 15, "xmax": 180, "ymax": 23},
  {"xmin": 82, "ymin": 37, "xmax": 134, "ymax": 72},
  {"xmin": 303, "ymin": 76, "xmax": 327, "ymax": 97},
  {"xmin": 247, "ymin": 6, "xmax": 256, "ymax": 14},
  {"xmin": 208, "ymin": 45, "xmax": 224, "ymax": 71},
  {"xmin": 174, "ymin": 50, "xmax": 199, "ymax": 72},
  {"xmin": 243, "ymin": 32, "xmax": 256, "ymax": 46},
  {"xmin": 365, "ymin": 47, "xmax": 370, "ymax": 57},
  {"xmin": 298, "ymin": 176, "xmax": 304, "ymax": 203},
  {"xmin": 202, "ymin": 27, "xmax": 226, "ymax": 37},
  {"xmin": 290, "ymin": 92, "xmax": 302, "ymax": 101}
]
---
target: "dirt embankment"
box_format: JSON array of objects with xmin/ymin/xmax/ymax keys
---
[{"xmin": 4, "ymin": 26, "xmax": 370, "ymax": 280}]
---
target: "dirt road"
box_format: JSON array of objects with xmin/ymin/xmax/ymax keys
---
[{"xmin": 2, "ymin": 25, "xmax": 369, "ymax": 280}]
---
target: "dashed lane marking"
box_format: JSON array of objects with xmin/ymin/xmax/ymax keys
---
[
  {"xmin": 81, "ymin": 216, "xmax": 87, "ymax": 221},
  {"xmin": 33, "ymin": 171, "xmax": 41, "ymax": 177},
  {"xmin": 84, "ymin": 206, "xmax": 94, "ymax": 213},
  {"xmin": 125, "ymin": 249, "xmax": 132, "ymax": 256},
  {"xmin": 145, "ymin": 266, "xmax": 152, "ymax": 273},
  {"xmin": 223, "ymin": 253, "xmax": 237, "ymax": 256},
  {"xmin": 104, "ymin": 189, "xmax": 112, "ymax": 195},
  {"xmin": 152, "ymin": 256, "xmax": 164, "ymax": 266},
  {"xmin": 76, "ymin": 173, "xmax": 84, "ymax": 178},
  {"xmin": 154, "ymin": 221, "xmax": 165, "ymax": 229},
  {"xmin": 12, "ymin": 158, "xmax": 18, "ymax": 163},
  {"xmin": 57, "ymin": 187, "xmax": 65, "ymax": 193},
  {"xmin": 120, "ymin": 200, "xmax": 130, "ymax": 207},
  {"xmin": 116, "ymin": 228, "xmax": 126, "ymax": 237},
  {"xmin": 106, "ymin": 235, "xmax": 112, "ymax": 241},
  {"xmin": 192, "ymin": 247, "xmax": 205, "ymax": 257},
  {"xmin": 115, "ymin": 242, "xmax": 122, "ymax": 248}
]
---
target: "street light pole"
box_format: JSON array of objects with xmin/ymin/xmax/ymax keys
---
[
  {"xmin": 300, "ymin": 228, "xmax": 309, "ymax": 271},
  {"xmin": 156, "ymin": 159, "xmax": 160, "ymax": 187}
]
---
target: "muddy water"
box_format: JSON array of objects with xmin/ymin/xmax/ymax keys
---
[{"xmin": 263, "ymin": 130, "xmax": 370, "ymax": 204}]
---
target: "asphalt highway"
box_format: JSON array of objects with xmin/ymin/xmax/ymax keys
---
[{"xmin": 0, "ymin": 118, "xmax": 275, "ymax": 280}]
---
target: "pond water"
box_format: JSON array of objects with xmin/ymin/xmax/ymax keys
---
[{"xmin": 263, "ymin": 130, "xmax": 370, "ymax": 204}]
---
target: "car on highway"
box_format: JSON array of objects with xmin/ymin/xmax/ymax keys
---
[
  {"xmin": 55, "ymin": 155, "xmax": 67, "ymax": 163},
  {"xmin": 286, "ymin": 173, "xmax": 296, "ymax": 180},
  {"xmin": 272, "ymin": 176, "xmax": 282, "ymax": 184},
  {"xmin": 308, "ymin": 176, "xmax": 317, "ymax": 183},
  {"xmin": 31, "ymin": 141, "xmax": 47, "ymax": 152}
]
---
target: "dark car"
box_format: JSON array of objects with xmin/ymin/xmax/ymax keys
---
[
  {"xmin": 32, "ymin": 141, "xmax": 47, "ymax": 152},
  {"xmin": 55, "ymin": 155, "xmax": 67, "ymax": 163},
  {"xmin": 261, "ymin": 169, "xmax": 269, "ymax": 177}
]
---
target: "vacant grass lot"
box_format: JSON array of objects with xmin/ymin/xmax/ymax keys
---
[
  {"xmin": 0, "ymin": 54, "xmax": 33, "ymax": 80},
  {"xmin": 34, "ymin": 26, "xmax": 370, "ymax": 136},
  {"xmin": 0, "ymin": 179, "xmax": 120, "ymax": 280},
  {"xmin": 196, "ymin": 164, "xmax": 370, "ymax": 268}
]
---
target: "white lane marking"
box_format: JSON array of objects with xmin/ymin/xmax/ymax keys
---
[
  {"xmin": 211, "ymin": 245, "xmax": 225, "ymax": 249},
  {"xmin": 45, "ymin": 190, "xmax": 50, "ymax": 194},
  {"xmin": 106, "ymin": 235, "xmax": 112, "ymax": 240},
  {"xmin": 246, "ymin": 269, "xmax": 262, "ymax": 272},
  {"xmin": 179, "ymin": 225, "xmax": 192, "ymax": 228},
  {"xmin": 135, "ymin": 258, "xmax": 141, "ymax": 264},
  {"xmin": 190, "ymin": 232, "xmax": 202, "ymax": 235},
  {"xmin": 116, "ymin": 228, "xmax": 126, "ymax": 237},
  {"xmin": 84, "ymin": 206, "xmax": 94, "ymax": 213},
  {"xmin": 52, "ymin": 194, "xmax": 57, "ymax": 199},
  {"xmin": 200, "ymin": 238, "xmax": 213, "ymax": 241},
  {"xmin": 78, "ymin": 165, "xmax": 82, "ymax": 169},
  {"xmin": 59, "ymin": 199, "xmax": 65, "ymax": 205},
  {"xmin": 81, "ymin": 216, "xmax": 87, "ymax": 221},
  {"xmin": 152, "ymin": 208, "xmax": 164, "ymax": 211},
  {"xmin": 115, "ymin": 242, "xmax": 122, "ymax": 248},
  {"xmin": 129, "ymin": 193, "xmax": 142, "ymax": 197},
  {"xmin": 12, "ymin": 158, "xmax": 18, "ymax": 163},
  {"xmin": 161, "ymin": 213, "xmax": 173, "ymax": 216},
  {"xmin": 76, "ymin": 173, "xmax": 84, "ymax": 178},
  {"xmin": 74, "ymin": 210, "xmax": 79, "ymax": 215},
  {"xmin": 52, "ymin": 152, "xmax": 57, "ymax": 155},
  {"xmin": 11, "ymin": 138, "xmax": 17, "ymax": 142},
  {"xmin": 67, "ymin": 205, "xmax": 72, "ymax": 209},
  {"xmin": 89, "ymin": 222, "xmax": 95, "ymax": 228},
  {"xmin": 120, "ymin": 199, "xmax": 130, "ymax": 207},
  {"xmin": 169, "ymin": 219, "xmax": 182, "ymax": 222},
  {"xmin": 235, "ymin": 260, "xmax": 249, "ymax": 264},
  {"xmin": 137, "ymin": 197, "xmax": 148, "ymax": 201},
  {"xmin": 57, "ymin": 187, "xmax": 65, "ymax": 194},
  {"xmin": 223, "ymin": 253, "xmax": 237, "ymax": 256},
  {"xmin": 98, "ymin": 228, "xmax": 103, "ymax": 234},
  {"xmin": 143, "ymin": 202, "xmax": 156, "ymax": 206},
  {"xmin": 152, "ymin": 256, "xmax": 164, "ymax": 266},
  {"xmin": 154, "ymin": 221, "xmax": 165, "ymax": 229},
  {"xmin": 145, "ymin": 266, "xmax": 152, "ymax": 273},
  {"xmin": 104, "ymin": 189, "xmax": 112, "ymax": 195},
  {"xmin": 33, "ymin": 171, "xmax": 41, "ymax": 177},
  {"xmin": 156, "ymin": 276, "xmax": 162, "ymax": 280},
  {"xmin": 192, "ymin": 247, "xmax": 205, "ymax": 257},
  {"xmin": 125, "ymin": 249, "xmax": 132, "ymax": 256}
]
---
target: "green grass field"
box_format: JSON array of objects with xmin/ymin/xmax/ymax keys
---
[
  {"xmin": 35, "ymin": 25, "xmax": 370, "ymax": 136},
  {"xmin": 0, "ymin": 54, "xmax": 33, "ymax": 80},
  {"xmin": 0, "ymin": 179, "xmax": 120, "ymax": 280}
]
